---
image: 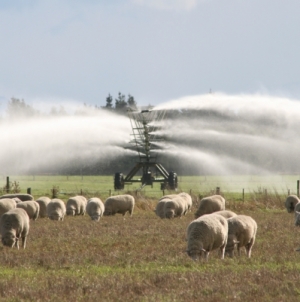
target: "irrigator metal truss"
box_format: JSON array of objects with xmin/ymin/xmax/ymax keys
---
[{"xmin": 114, "ymin": 107, "xmax": 178, "ymax": 190}]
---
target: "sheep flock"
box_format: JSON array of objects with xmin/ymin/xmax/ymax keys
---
[{"xmin": 0, "ymin": 191, "xmax": 299, "ymax": 262}]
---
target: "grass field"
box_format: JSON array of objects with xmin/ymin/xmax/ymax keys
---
[
  {"xmin": 0, "ymin": 176, "xmax": 300, "ymax": 301},
  {"xmin": 2, "ymin": 174, "xmax": 300, "ymax": 200}
]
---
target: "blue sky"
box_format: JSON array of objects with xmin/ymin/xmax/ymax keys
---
[{"xmin": 1, "ymin": 0, "xmax": 300, "ymax": 110}]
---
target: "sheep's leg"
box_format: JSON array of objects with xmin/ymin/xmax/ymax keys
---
[
  {"xmin": 15, "ymin": 238, "xmax": 20, "ymax": 250},
  {"xmin": 219, "ymin": 244, "xmax": 226, "ymax": 259},
  {"xmin": 21, "ymin": 236, "xmax": 27, "ymax": 249},
  {"xmin": 246, "ymin": 238, "xmax": 255, "ymax": 258}
]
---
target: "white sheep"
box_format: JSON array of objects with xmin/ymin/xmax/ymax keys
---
[
  {"xmin": 86, "ymin": 197, "xmax": 105, "ymax": 221},
  {"xmin": 155, "ymin": 194, "xmax": 181, "ymax": 218},
  {"xmin": 104, "ymin": 194, "xmax": 135, "ymax": 217},
  {"xmin": 36, "ymin": 196, "xmax": 51, "ymax": 218},
  {"xmin": 194, "ymin": 194, "xmax": 226, "ymax": 218},
  {"xmin": 16, "ymin": 200, "xmax": 40, "ymax": 221},
  {"xmin": 285, "ymin": 195, "xmax": 300, "ymax": 213},
  {"xmin": 0, "ymin": 208, "xmax": 30, "ymax": 249},
  {"xmin": 47, "ymin": 199, "xmax": 66, "ymax": 221},
  {"xmin": 186, "ymin": 213, "xmax": 228, "ymax": 261},
  {"xmin": 0, "ymin": 198, "xmax": 17, "ymax": 217},
  {"xmin": 164, "ymin": 195, "xmax": 187, "ymax": 219},
  {"xmin": 226, "ymin": 215, "xmax": 257, "ymax": 258},
  {"xmin": 0, "ymin": 193, "xmax": 34, "ymax": 201},
  {"xmin": 66, "ymin": 195, "xmax": 87, "ymax": 216}
]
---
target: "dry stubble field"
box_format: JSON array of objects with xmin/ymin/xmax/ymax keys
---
[{"xmin": 0, "ymin": 193, "xmax": 300, "ymax": 301}]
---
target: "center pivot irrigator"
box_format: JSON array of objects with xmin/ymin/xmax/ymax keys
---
[{"xmin": 114, "ymin": 107, "xmax": 178, "ymax": 190}]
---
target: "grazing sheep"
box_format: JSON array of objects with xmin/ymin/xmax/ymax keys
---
[
  {"xmin": 226, "ymin": 215, "xmax": 257, "ymax": 258},
  {"xmin": 47, "ymin": 199, "xmax": 66, "ymax": 221},
  {"xmin": 66, "ymin": 196, "xmax": 87, "ymax": 216},
  {"xmin": 86, "ymin": 197, "xmax": 105, "ymax": 221},
  {"xmin": 36, "ymin": 196, "xmax": 51, "ymax": 218},
  {"xmin": 164, "ymin": 195, "xmax": 187, "ymax": 219},
  {"xmin": 285, "ymin": 195, "xmax": 300, "ymax": 213},
  {"xmin": 0, "ymin": 208, "xmax": 30, "ymax": 249},
  {"xmin": 0, "ymin": 193, "xmax": 34, "ymax": 201},
  {"xmin": 104, "ymin": 194, "xmax": 135, "ymax": 217},
  {"xmin": 212, "ymin": 210, "xmax": 237, "ymax": 219},
  {"xmin": 194, "ymin": 195, "xmax": 226, "ymax": 218},
  {"xmin": 16, "ymin": 200, "xmax": 40, "ymax": 221},
  {"xmin": 186, "ymin": 213, "xmax": 228, "ymax": 261},
  {"xmin": 0, "ymin": 198, "xmax": 17, "ymax": 217}
]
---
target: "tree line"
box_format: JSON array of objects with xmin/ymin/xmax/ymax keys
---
[{"xmin": 3, "ymin": 93, "xmax": 138, "ymax": 119}]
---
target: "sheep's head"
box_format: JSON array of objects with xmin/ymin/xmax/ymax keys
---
[
  {"xmin": 49, "ymin": 213, "xmax": 61, "ymax": 221},
  {"xmin": 165, "ymin": 210, "xmax": 175, "ymax": 219},
  {"xmin": 91, "ymin": 214, "xmax": 101, "ymax": 221},
  {"xmin": 164, "ymin": 202, "xmax": 175, "ymax": 219},
  {"xmin": 2, "ymin": 234, "xmax": 17, "ymax": 248},
  {"xmin": 225, "ymin": 235, "xmax": 239, "ymax": 257},
  {"xmin": 186, "ymin": 248, "xmax": 206, "ymax": 261},
  {"xmin": 104, "ymin": 207, "xmax": 113, "ymax": 216},
  {"xmin": 66, "ymin": 209, "xmax": 75, "ymax": 216}
]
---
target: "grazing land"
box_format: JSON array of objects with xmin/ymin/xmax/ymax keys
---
[{"xmin": 0, "ymin": 175, "xmax": 300, "ymax": 301}]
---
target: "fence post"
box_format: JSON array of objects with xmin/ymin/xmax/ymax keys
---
[
  {"xmin": 27, "ymin": 188, "xmax": 31, "ymax": 195},
  {"xmin": 6, "ymin": 176, "xmax": 10, "ymax": 193},
  {"xmin": 297, "ymin": 180, "xmax": 300, "ymax": 197},
  {"xmin": 109, "ymin": 189, "xmax": 111, "ymax": 196},
  {"xmin": 216, "ymin": 187, "xmax": 220, "ymax": 195},
  {"xmin": 288, "ymin": 189, "xmax": 290, "ymax": 195},
  {"xmin": 242, "ymin": 188, "xmax": 244, "ymax": 202},
  {"xmin": 189, "ymin": 189, "xmax": 192, "ymax": 195}
]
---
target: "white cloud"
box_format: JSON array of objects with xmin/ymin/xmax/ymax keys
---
[{"xmin": 131, "ymin": 0, "xmax": 198, "ymax": 11}]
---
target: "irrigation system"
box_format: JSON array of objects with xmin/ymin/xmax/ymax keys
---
[{"xmin": 114, "ymin": 107, "xmax": 178, "ymax": 190}]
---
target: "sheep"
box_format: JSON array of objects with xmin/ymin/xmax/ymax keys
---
[
  {"xmin": 212, "ymin": 210, "xmax": 237, "ymax": 219},
  {"xmin": 294, "ymin": 203, "xmax": 300, "ymax": 226},
  {"xmin": 194, "ymin": 194, "xmax": 225, "ymax": 218},
  {"xmin": 104, "ymin": 194, "xmax": 135, "ymax": 217},
  {"xmin": 0, "ymin": 208, "xmax": 30, "ymax": 249},
  {"xmin": 47, "ymin": 199, "xmax": 66, "ymax": 221},
  {"xmin": 164, "ymin": 195, "xmax": 187, "ymax": 219},
  {"xmin": 16, "ymin": 200, "xmax": 40, "ymax": 221},
  {"xmin": 36, "ymin": 196, "xmax": 51, "ymax": 218},
  {"xmin": 0, "ymin": 198, "xmax": 17, "ymax": 217},
  {"xmin": 186, "ymin": 213, "xmax": 228, "ymax": 261},
  {"xmin": 0, "ymin": 193, "xmax": 34, "ymax": 201},
  {"xmin": 86, "ymin": 197, "xmax": 105, "ymax": 221},
  {"xmin": 226, "ymin": 215, "xmax": 257, "ymax": 258},
  {"xmin": 66, "ymin": 195, "xmax": 87, "ymax": 216},
  {"xmin": 285, "ymin": 195, "xmax": 300, "ymax": 213}
]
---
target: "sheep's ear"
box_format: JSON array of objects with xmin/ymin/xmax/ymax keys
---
[
  {"xmin": 201, "ymin": 248, "xmax": 207, "ymax": 253},
  {"xmin": 233, "ymin": 240, "xmax": 239, "ymax": 244}
]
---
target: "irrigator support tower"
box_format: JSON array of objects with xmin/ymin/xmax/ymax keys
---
[{"xmin": 114, "ymin": 107, "xmax": 178, "ymax": 190}]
